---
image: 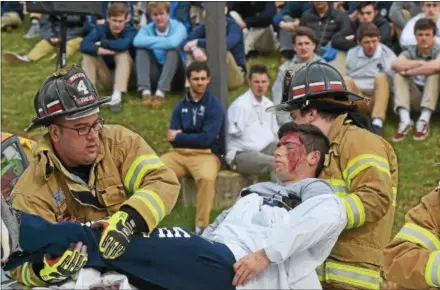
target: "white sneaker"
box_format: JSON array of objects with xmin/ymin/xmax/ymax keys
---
[
  {"xmin": 106, "ymin": 95, "xmax": 121, "ymax": 106},
  {"xmin": 391, "ymin": 121, "xmax": 413, "ymax": 142},
  {"xmin": 24, "ymin": 24, "xmax": 40, "ymax": 39},
  {"xmin": 414, "ymin": 120, "xmax": 430, "ymax": 141},
  {"xmin": 4, "ymin": 52, "xmax": 31, "ymax": 64}
]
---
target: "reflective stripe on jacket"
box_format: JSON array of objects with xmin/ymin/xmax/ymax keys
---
[
  {"xmin": 318, "ymin": 114, "xmax": 398, "ymax": 289},
  {"xmin": 384, "ymin": 185, "xmax": 440, "ymax": 289},
  {"xmin": 10, "ymin": 125, "xmax": 180, "ymax": 286}
]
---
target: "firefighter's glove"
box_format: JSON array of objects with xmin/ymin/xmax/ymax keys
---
[
  {"xmin": 39, "ymin": 241, "xmax": 87, "ymax": 284},
  {"xmin": 96, "ymin": 211, "xmax": 135, "ymax": 260}
]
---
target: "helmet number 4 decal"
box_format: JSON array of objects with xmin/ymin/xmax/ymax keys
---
[{"xmin": 77, "ymin": 79, "xmax": 90, "ymax": 96}]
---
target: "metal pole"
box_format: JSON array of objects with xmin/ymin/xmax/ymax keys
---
[
  {"xmin": 59, "ymin": 14, "xmax": 67, "ymax": 68},
  {"xmin": 204, "ymin": 2, "xmax": 228, "ymax": 106}
]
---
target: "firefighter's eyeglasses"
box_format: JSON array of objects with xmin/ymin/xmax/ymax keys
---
[{"xmin": 55, "ymin": 119, "xmax": 104, "ymax": 136}]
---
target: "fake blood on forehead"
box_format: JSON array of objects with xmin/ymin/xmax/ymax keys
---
[{"xmin": 280, "ymin": 132, "xmax": 307, "ymax": 173}]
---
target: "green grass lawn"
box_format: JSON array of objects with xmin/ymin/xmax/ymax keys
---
[{"xmin": 2, "ymin": 20, "xmax": 439, "ymax": 234}]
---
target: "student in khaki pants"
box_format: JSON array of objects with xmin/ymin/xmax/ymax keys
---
[
  {"xmin": 182, "ymin": 5, "xmax": 246, "ymax": 89},
  {"xmin": 161, "ymin": 62, "xmax": 226, "ymax": 235},
  {"xmin": 4, "ymin": 14, "xmax": 84, "ymax": 64},
  {"xmin": 391, "ymin": 18, "xmax": 440, "ymax": 142},
  {"xmin": 80, "ymin": 3, "xmax": 137, "ymax": 110},
  {"xmin": 344, "ymin": 23, "xmax": 398, "ymax": 135}
]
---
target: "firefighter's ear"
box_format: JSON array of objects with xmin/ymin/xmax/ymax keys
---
[
  {"xmin": 49, "ymin": 124, "xmax": 61, "ymax": 142},
  {"xmin": 308, "ymin": 109, "xmax": 319, "ymax": 122}
]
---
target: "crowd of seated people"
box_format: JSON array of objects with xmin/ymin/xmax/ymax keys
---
[{"xmin": 2, "ymin": 1, "xmax": 439, "ymax": 233}]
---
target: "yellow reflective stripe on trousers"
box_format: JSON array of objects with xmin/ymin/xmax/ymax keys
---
[
  {"xmin": 396, "ymin": 223, "xmax": 440, "ymax": 251},
  {"xmin": 326, "ymin": 179, "xmax": 348, "ymax": 197},
  {"xmin": 392, "ymin": 187, "xmax": 397, "ymax": 207},
  {"xmin": 343, "ymin": 154, "xmax": 390, "ymax": 186},
  {"xmin": 131, "ymin": 189, "xmax": 166, "ymax": 227},
  {"xmin": 342, "ymin": 194, "xmax": 365, "ymax": 229},
  {"xmin": 325, "ymin": 261, "xmax": 382, "ymax": 290},
  {"xmin": 124, "ymin": 155, "xmax": 164, "ymax": 193},
  {"xmin": 425, "ymin": 251, "xmax": 440, "ymax": 287}
]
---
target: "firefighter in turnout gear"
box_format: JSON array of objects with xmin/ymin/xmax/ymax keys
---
[
  {"xmin": 267, "ymin": 62, "xmax": 398, "ymax": 289},
  {"xmin": 9, "ymin": 65, "xmax": 180, "ymax": 287},
  {"xmin": 384, "ymin": 184, "xmax": 440, "ymax": 289}
]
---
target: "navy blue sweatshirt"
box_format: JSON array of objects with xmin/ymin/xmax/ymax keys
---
[
  {"xmin": 170, "ymin": 92, "xmax": 226, "ymax": 158},
  {"xmin": 80, "ymin": 22, "xmax": 137, "ymax": 69}
]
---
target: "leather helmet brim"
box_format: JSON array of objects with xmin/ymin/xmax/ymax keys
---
[
  {"xmin": 24, "ymin": 96, "xmax": 111, "ymax": 132},
  {"xmin": 266, "ymin": 90, "xmax": 364, "ymax": 114}
]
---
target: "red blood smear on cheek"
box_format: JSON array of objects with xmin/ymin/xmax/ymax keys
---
[{"xmin": 280, "ymin": 132, "xmax": 306, "ymax": 173}]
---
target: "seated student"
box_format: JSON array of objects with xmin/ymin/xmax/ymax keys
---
[
  {"xmin": 182, "ymin": 5, "xmax": 246, "ymax": 89},
  {"xmin": 344, "ymin": 23, "xmax": 397, "ymax": 135},
  {"xmin": 347, "ymin": 2, "xmax": 393, "ymax": 49},
  {"xmin": 134, "ymin": 1, "xmax": 187, "ymax": 108},
  {"xmin": 227, "ymin": 2, "xmax": 278, "ymax": 59},
  {"xmin": 226, "ymin": 64, "xmax": 279, "ymax": 181},
  {"xmin": 272, "ymin": 27, "xmax": 324, "ymax": 125},
  {"xmin": 161, "ymin": 62, "xmax": 225, "ymax": 235},
  {"xmin": 84, "ymin": 1, "xmax": 135, "ymax": 35},
  {"xmin": 2, "ymin": 123, "xmax": 346, "ymax": 290},
  {"xmin": 80, "ymin": 3, "xmax": 137, "ymax": 112},
  {"xmin": 391, "ymin": 18, "xmax": 440, "ymax": 142},
  {"xmin": 4, "ymin": 15, "xmax": 84, "ymax": 64},
  {"xmin": 400, "ymin": 1, "xmax": 440, "ymax": 49},
  {"xmin": 1, "ymin": 2, "xmax": 23, "ymax": 32},
  {"xmin": 138, "ymin": 1, "xmax": 192, "ymax": 31}
]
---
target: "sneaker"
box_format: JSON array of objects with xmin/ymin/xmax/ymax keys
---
[
  {"xmin": 151, "ymin": 96, "xmax": 164, "ymax": 108},
  {"xmin": 4, "ymin": 52, "xmax": 31, "ymax": 64},
  {"xmin": 142, "ymin": 94, "xmax": 152, "ymax": 106},
  {"xmin": 391, "ymin": 121, "xmax": 413, "ymax": 142},
  {"xmin": 105, "ymin": 94, "xmax": 121, "ymax": 107},
  {"xmin": 24, "ymin": 24, "xmax": 40, "ymax": 39},
  {"xmin": 371, "ymin": 124, "xmax": 383, "ymax": 136},
  {"xmin": 413, "ymin": 120, "xmax": 430, "ymax": 141}
]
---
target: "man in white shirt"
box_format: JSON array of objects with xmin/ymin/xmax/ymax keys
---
[
  {"xmin": 344, "ymin": 23, "xmax": 397, "ymax": 135},
  {"xmin": 400, "ymin": 1, "xmax": 440, "ymax": 49},
  {"xmin": 226, "ymin": 64, "xmax": 279, "ymax": 181}
]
